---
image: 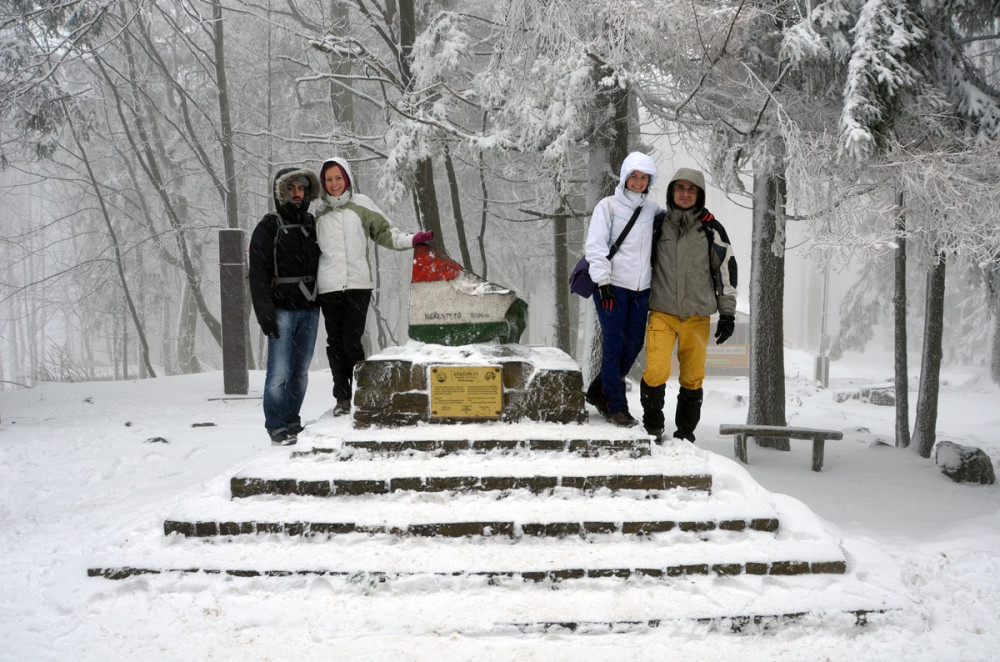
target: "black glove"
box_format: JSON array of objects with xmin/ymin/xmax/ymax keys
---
[
  {"xmin": 597, "ymin": 284, "xmax": 615, "ymax": 311},
  {"xmin": 259, "ymin": 317, "xmax": 279, "ymax": 339},
  {"xmin": 715, "ymin": 314, "xmax": 735, "ymax": 344}
]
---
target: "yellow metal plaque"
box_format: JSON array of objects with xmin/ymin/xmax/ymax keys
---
[{"xmin": 429, "ymin": 366, "xmax": 502, "ymax": 418}]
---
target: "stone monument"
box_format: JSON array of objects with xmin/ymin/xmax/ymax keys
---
[{"xmin": 351, "ymin": 245, "xmax": 586, "ymax": 428}]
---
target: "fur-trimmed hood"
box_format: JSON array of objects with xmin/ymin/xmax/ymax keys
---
[{"xmin": 273, "ymin": 167, "xmax": 320, "ymax": 211}]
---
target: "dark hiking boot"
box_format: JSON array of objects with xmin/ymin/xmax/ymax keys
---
[
  {"xmin": 640, "ymin": 379, "xmax": 666, "ymax": 439},
  {"xmin": 609, "ymin": 410, "xmax": 639, "ymax": 428},
  {"xmin": 333, "ymin": 399, "xmax": 351, "ymax": 417},
  {"xmin": 269, "ymin": 428, "xmax": 297, "ymax": 446},
  {"xmin": 673, "ymin": 386, "xmax": 703, "ymax": 443},
  {"xmin": 287, "ymin": 422, "xmax": 304, "ymax": 435},
  {"xmin": 584, "ymin": 375, "xmax": 609, "ymax": 416}
]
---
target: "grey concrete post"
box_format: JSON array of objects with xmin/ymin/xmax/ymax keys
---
[{"xmin": 219, "ymin": 229, "xmax": 248, "ymax": 394}]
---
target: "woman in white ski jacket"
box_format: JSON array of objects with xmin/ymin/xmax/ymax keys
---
[
  {"xmin": 583, "ymin": 151, "xmax": 661, "ymax": 427},
  {"xmin": 315, "ymin": 157, "xmax": 433, "ymax": 415}
]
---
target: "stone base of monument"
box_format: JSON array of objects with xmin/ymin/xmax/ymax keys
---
[{"xmin": 352, "ymin": 343, "xmax": 586, "ymax": 428}]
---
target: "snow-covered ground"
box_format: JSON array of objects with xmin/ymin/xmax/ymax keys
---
[{"xmin": 1, "ymin": 348, "xmax": 998, "ymax": 661}]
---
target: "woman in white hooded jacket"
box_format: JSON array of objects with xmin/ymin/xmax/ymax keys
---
[
  {"xmin": 582, "ymin": 151, "xmax": 660, "ymax": 427},
  {"xmin": 315, "ymin": 157, "xmax": 433, "ymax": 415}
]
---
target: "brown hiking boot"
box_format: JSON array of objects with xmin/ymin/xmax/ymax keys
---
[{"xmin": 608, "ymin": 411, "xmax": 638, "ymax": 428}]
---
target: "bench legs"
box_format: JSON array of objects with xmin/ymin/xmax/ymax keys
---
[
  {"xmin": 812, "ymin": 439, "xmax": 824, "ymax": 472},
  {"xmin": 734, "ymin": 434, "xmax": 748, "ymax": 464},
  {"xmin": 732, "ymin": 434, "xmax": 825, "ymax": 472}
]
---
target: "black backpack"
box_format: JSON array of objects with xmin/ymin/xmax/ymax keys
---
[{"xmin": 269, "ymin": 212, "xmax": 318, "ymax": 302}]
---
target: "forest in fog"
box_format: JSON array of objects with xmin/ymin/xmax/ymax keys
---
[{"xmin": 3, "ymin": 0, "xmax": 1000, "ymax": 452}]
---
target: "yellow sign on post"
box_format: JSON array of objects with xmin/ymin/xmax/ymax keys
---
[{"xmin": 430, "ymin": 366, "xmax": 503, "ymax": 418}]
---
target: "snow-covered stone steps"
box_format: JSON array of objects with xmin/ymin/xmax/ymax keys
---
[
  {"xmin": 161, "ymin": 516, "xmax": 780, "ymax": 539},
  {"xmin": 231, "ymin": 472, "xmax": 713, "ymax": 497},
  {"xmin": 89, "ymin": 555, "xmax": 847, "ymax": 583},
  {"xmin": 85, "ymin": 418, "xmax": 906, "ymax": 631},
  {"xmin": 503, "ymin": 609, "xmax": 886, "ymax": 634},
  {"xmin": 302, "ymin": 436, "xmax": 651, "ymax": 457},
  {"xmin": 299, "ymin": 419, "xmax": 651, "ymax": 445},
  {"xmin": 162, "ymin": 454, "xmax": 780, "ymax": 539},
  {"xmin": 89, "ymin": 504, "xmax": 847, "ymax": 582},
  {"xmin": 83, "ymin": 565, "xmax": 904, "ymax": 635},
  {"xmin": 230, "ymin": 441, "xmax": 714, "ymax": 498}
]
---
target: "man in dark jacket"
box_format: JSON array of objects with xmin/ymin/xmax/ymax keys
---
[
  {"xmin": 640, "ymin": 167, "xmax": 738, "ymax": 443},
  {"xmin": 248, "ymin": 167, "xmax": 321, "ymax": 445}
]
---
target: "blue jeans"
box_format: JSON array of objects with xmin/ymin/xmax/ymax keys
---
[
  {"xmin": 264, "ymin": 308, "xmax": 320, "ymax": 433},
  {"xmin": 594, "ymin": 287, "xmax": 650, "ymax": 414}
]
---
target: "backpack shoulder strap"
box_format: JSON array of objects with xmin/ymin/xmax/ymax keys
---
[
  {"xmin": 607, "ymin": 205, "xmax": 643, "ymax": 260},
  {"xmin": 699, "ymin": 210, "xmax": 724, "ymax": 297},
  {"xmin": 269, "ymin": 212, "xmax": 318, "ymax": 302}
]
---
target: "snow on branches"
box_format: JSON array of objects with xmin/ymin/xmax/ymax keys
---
[{"xmin": 839, "ymin": 0, "xmax": 928, "ymax": 163}]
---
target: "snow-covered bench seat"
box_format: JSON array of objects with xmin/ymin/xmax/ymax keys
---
[{"xmin": 719, "ymin": 424, "xmax": 844, "ymax": 472}]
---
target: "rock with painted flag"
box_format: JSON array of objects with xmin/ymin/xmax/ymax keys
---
[{"xmin": 408, "ymin": 245, "xmax": 527, "ymax": 346}]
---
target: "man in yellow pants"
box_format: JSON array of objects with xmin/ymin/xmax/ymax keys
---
[{"xmin": 641, "ymin": 168, "xmax": 738, "ymax": 442}]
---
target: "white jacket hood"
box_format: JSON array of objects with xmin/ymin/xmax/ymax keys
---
[
  {"xmin": 614, "ymin": 151, "xmax": 658, "ymax": 201},
  {"xmin": 319, "ymin": 157, "xmax": 355, "ymax": 207},
  {"xmin": 583, "ymin": 152, "xmax": 662, "ymax": 292}
]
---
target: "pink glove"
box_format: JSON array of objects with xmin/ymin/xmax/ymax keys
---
[{"xmin": 412, "ymin": 230, "xmax": 434, "ymax": 246}]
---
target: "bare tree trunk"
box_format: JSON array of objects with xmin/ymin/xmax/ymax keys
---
[
  {"xmin": 478, "ymin": 112, "xmax": 490, "ymax": 278},
  {"xmin": 161, "ymin": 288, "xmax": 174, "ymax": 374},
  {"xmin": 554, "ymin": 204, "xmax": 571, "ymax": 353},
  {"xmin": 988, "ymin": 264, "xmax": 1000, "ymax": 385},
  {"xmin": 178, "ymin": 278, "xmax": 201, "ymax": 374},
  {"xmin": 130, "ymin": 7, "xmax": 229, "ymax": 209},
  {"xmin": 120, "ymin": 300, "xmax": 128, "ymax": 380},
  {"xmin": 443, "ymin": 143, "xmax": 473, "ymax": 270},
  {"xmin": 0, "ymin": 317, "xmax": 5, "ymax": 391},
  {"xmin": 64, "ymin": 103, "xmax": 157, "ymax": 378},
  {"xmin": 992, "ymin": 306, "xmax": 1000, "ymax": 384},
  {"xmin": 12, "ymin": 242, "xmax": 29, "ymax": 384},
  {"xmin": 370, "ymin": 246, "xmax": 389, "ymax": 351},
  {"xmin": 102, "ymin": 41, "xmax": 223, "ymax": 348},
  {"xmin": 914, "ymin": 252, "xmax": 946, "ymax": 458},
  {"xmin": 211, "ymin": 0, "xmax": 239, "ymax": 230},
  {"xmin": 397, "ymin": 0, "xmax": 445, "ymax": 251},
  {"xmin": 580, "ymin": 65, "xmax": 630, "ymax": 375},
  {"xmin": 893, "ymin": 191, "xmax": 910, "ymax": 448},
  {"xmin": 327, "ymin": 0, "xmax": 354, "ymax": 127},
  {"xmin": 748, "ymin": 142, "xmax": 788, "ymax": 448},
  {"xmin": 993, "ymin": 294, "xmax": 1000, "ymax": 386},
  {"xmin": 413, "ymin": 164, "xmax": 444, "ymax": 248},
  {"xmin": 135, "ymin": 240, "xmax": 149, "ymax": 378}
]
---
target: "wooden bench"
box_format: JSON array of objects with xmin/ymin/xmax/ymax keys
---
[{"xmin": 719, "ymin": 424, "xmax": 844, "ymax": 472}]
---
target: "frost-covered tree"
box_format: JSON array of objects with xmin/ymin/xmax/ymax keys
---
[
  {"xmin": 304, "ymin": 1, "xmax": 463, "ymax": 242},
  {"xmin": 0, "ymin": 0, "xmax": 119, "ymax": 159},
  {"xmin": 478, "ymin": 0, "xmax": 718, "ymax": 364},
  {"xmin": 301, "ymin": 1, "xmax": 514, "ymax": 348},
  {"xmin": 782, "ymin": 0, "xmax": 1000, "ymax": 455},
  {"xmin": 479, "ymin": 0, "xmax": 635, "ymax": 366},
  {"xmin": 1, "ymin": 0, "xmax": 341, "ymax": 380}
]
